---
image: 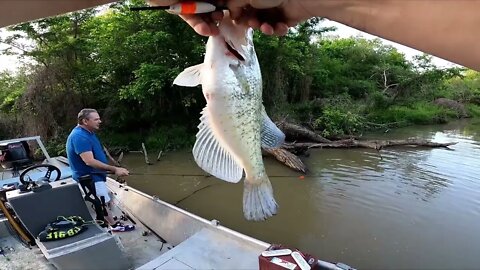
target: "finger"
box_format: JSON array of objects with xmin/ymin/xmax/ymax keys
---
[
  {"xmin": 211, "ymin": 10, "xmax": 224, "ymax": 22},
  {"xmin": 249, "ymin": 0, "xmax": 285, "ymax": 9},
  {"xmin": 259, "ymin": 22, "xmax": 275, "ymax": 35},
  {"xmin": 248, "ymin": 19, "xmax": 261, "ymax": 29},
  {"xmin": 179, "ymin": 14, "xmax": 220, "ymax": 36},
  {"xmin": 273, "ymin": 22, "xmax": 289, "ymax": 36}
]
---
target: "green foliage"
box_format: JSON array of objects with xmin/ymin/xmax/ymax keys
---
[
  {"xmin": 145, "ymin": 126, "xmax": 195, "ymax": 151},
  {"xmin": 368, "ymin": 102, "xmax": 458, "ymax": 125},
  {"xmin": 0, "ymin": 71, "xmax": 27, "ymax": 112},
  {"xmin": 465, "ymin": 104, "xmax": 480, "ymax": 117}
]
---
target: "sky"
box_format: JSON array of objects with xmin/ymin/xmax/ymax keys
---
[{"xmin": 0, "ymin": 18, "xmax": 459, "ymax": 73}]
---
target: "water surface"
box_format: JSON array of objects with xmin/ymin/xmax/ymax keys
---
[{"xmin": 123, "ymin": 120, "xmax": 480, "ymax": 270}]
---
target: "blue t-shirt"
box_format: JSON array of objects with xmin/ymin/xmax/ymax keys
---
[{"xmin": 66, "ymin": 126, "xmax": 108, "ymax": 182}]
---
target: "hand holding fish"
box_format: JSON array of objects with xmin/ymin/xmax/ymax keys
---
[
  {"xmin": 147, "ymin": 0, "xmax": 225, "ymax": 36},
  {"xmin": 146, "ymin": 0, "xmax": 309, "ymax": 36}
]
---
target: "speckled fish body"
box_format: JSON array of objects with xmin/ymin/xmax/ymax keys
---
[{"xmin": 173, "ymin": 14, "xmax": 285, "ymax": 221}]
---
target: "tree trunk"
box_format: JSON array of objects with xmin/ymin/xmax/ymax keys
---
[
  {"xmin": 262, "ymin": 147, "xmax": 306, "ymax": 173},
  {"xmin": 283, "ymin": 139, "xmax": 457, "ymax": 151},
  {"xmin": 276, "ymin": 121, "xmax": 331, "ymax": 143}
]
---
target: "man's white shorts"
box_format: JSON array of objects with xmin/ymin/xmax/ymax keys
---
[{"xmin": 94, "ymin": 181, "xmax": 111, "ymax": 203}]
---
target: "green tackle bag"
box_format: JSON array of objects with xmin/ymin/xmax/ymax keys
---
[{"xmin": 38, "ymin": 216, "xmax": 88, "ymax": 242}]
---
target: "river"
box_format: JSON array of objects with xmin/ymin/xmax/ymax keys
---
[{"xmin": 121, "ymin": 119, "xmax": 480, "ymax": 270}]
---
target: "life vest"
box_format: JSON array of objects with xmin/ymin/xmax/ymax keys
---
[{"xmin": 38, "ymin": 216, "xmax": 89, "ymax": 242}]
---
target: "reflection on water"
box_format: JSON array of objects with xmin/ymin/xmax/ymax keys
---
[{"xmin": 123, "ymin": 120, "xmax": 480, "ymax": 270}]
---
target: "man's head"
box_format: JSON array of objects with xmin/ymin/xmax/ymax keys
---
[{"xmin": 77, "ymin": 108, "xmax": 101, "ymax": 132}]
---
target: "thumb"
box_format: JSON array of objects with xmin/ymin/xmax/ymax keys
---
[{"xmin": 249, "ymin": 0, "xmax": 285, "ymax": 9}]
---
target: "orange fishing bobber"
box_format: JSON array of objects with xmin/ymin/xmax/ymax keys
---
[
  {"xmin": 167, "ymin": 2, "xmax": 218, "ymax": 15},
  {"xmin": 130, "ymin": 2, "xmax": 225, "ymax": 14}
]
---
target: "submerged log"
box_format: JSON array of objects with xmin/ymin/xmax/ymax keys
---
[
  {"xmin": 262, "ymin": 147, "xmax": 307, "ymax": 173},
  {"xmin": 283, "ymin": 138, "xmax": 457, "ymax": 151},
  {"xmin": 276, "ymin": 121, "xmax": 331, "ymax": 143}
]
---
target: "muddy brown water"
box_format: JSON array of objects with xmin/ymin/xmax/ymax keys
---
[{"xmin": 121, "ymin": 120, "xmax": 480, "ymax": 270}]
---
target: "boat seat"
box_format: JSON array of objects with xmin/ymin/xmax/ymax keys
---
[{"xmin": 6, "ymin": 179, "xmax": 130, "ymax": 270}]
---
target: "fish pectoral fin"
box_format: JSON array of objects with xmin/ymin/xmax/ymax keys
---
[
  {"xmin": 193, "ymin": 108, "xmax": 243, "ymax": 183},
  {"xmin": 173, "ymin": 63, "xmax": 204, "ymax": 87},
  {"xmin": 260, "ymin": 106, "xmax": 286, "ymax": 148}
]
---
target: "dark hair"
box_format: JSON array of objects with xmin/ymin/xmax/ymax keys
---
[{"xmin": 77, "ymin": 108, "xmax": 98, "ymax": 125}]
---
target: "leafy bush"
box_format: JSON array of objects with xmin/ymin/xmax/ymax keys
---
[{"xmin": 314, "ymin": 108, "xmax": 364, "ymax": 137}]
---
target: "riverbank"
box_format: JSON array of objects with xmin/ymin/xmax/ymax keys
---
[
  {"xmin": 37, "ymin": 101, "xmax": 480, "ymax": 156},
  {"xmin": 98, "ymin": 101, "xmax": 480, "ymax": 154}
]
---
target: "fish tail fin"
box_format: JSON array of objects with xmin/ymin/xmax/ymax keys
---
[{"xmin": 243, "ymin": 174, "xmax": 278, "ymax": 221}]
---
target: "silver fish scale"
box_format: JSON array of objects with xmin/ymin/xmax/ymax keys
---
[{"xmin": 225, "ymin": 63, "xmax": 265, "ymax": 178}]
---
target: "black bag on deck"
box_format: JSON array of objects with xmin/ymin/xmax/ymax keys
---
[{"xmin": 38, "ymin": 216, "xmax": 88, "ymax": 242}]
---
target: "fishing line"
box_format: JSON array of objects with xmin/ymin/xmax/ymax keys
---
[{"xmin": 127, "ymin": 172, "xmax": 311, "ymax": 178}]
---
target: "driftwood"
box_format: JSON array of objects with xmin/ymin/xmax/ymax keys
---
[
  {"xmin": 103, "ymin": 145, "xmax": 121, "ymax": 167},
  {"xmin": 276, "ymin": 121, "xmax": 331, "ymax": 143},
  {"xmin": 103, "ymin": 145, "xmax": 127, "ymax": 183},
  {"xmin": 262, "ymin": 147, "xmax": 306, "ymax": 173},
  {"xmin": 283, "ymin": 138, "xmax": 457, "ymax": 151},
  {"xmin": 117, "ymin": 151, "xmax": 124, "ymax": 164},
  {"xmin": 141, "ymin": 143, "xmax": 152, "ymax": 165}
]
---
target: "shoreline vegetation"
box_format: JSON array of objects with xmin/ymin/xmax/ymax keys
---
[{"xmin": 0, "ymin": 1, "xmax": 478, "ymax": 163}]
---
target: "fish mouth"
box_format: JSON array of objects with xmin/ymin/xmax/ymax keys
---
[{"xmin": 225, "ymin": 40, "xmax": 245, "ymax": 61}]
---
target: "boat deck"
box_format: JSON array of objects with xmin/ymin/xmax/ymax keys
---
[
  {"xmin": 137, "ymin": 227, "xmax": 264, "ymax": 269},
  {"xmin": 0, "ymin": 181, "xmax": 266, "ymax": 270},
  {"xmin": 0, "ymin": 218, "xmax": 55, "ymax": 270}
]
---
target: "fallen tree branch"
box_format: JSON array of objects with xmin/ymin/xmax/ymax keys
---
[
  {"xmin": 276, "ymin": 121, "xmax": 331, "ymax": 143},
  {"xmin": 283, "ymin": 139, "xmax": 457, "ymax": 150},
  {"xmin": 262, "ymin": 147, "xmax": 306, "ymax": 173}
]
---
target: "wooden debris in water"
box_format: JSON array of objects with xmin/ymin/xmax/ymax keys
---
[
  {"xmin": 103, "ymin": 145, "xmax": 121, "ymax": 166},
  {"xmin": 117, "ymin": 151, "xmax": 124, "ymax": 164},
  {"xmin": 283, "ymin": 139, "xmax": 457, "ymax": 151},
  {"xmin": 276, "ymin": 121, "xmax": 331, "ymax": 143},
  {"xmin": 142, "ymin": 143, "xmax": 152, "ymax": 165},
  {"xmin": 262, "ymin": 147, "xmax": 306, "ymax": 173}
]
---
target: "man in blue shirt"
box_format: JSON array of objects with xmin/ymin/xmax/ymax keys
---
[{"xmin": 66, "ymin": 108, "xmax": 131, "ymax": 230}]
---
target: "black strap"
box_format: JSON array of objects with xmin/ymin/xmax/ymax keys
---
[{"xmin": 78, "ymin": 175, "xmax": 108, "ymax": 222}]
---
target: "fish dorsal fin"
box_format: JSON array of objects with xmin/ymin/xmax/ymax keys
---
[
  {"xmin": 173, "ymin": 63, "xmax": 204, "ymax": 87},
  {"xmin": 192, "ymin": 108, "xmax": 243, "ymax": 183},
  {"xmin": 260, "ymin": 106, "xmax": 285, "ymax": 148}
]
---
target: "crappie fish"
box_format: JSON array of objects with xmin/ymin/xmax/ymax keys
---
[{"xmin": 173, "ymin": 14, "xmax": 285, "ymax": 221}]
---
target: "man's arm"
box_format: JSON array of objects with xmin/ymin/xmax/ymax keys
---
[
  {"xmin": 311, "ymin": 0, "xmax": 480, "ymax": 70},
  {"xmin": 79, "ymin": 151, "xmax": 129, "ymax": 176}
]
